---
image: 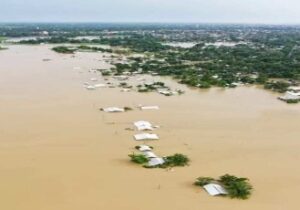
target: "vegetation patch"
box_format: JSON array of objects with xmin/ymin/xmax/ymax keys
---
[
  {"xmin": 129, "ymin": 153, "xmax": 190, "ymax": 168},
  {"xmin": 163, "ymin": 153, "xmax": 190, "ymax": 167},
  {"xmin": 194, "ymin": 177, "xmax": 215, "ymax": 187},
  {"xmin": 264, "ymin": 81, "xmax": 290, "ymax": 93},
  {"xmin": 77, "ymin": 45, "xmax": 112, "ymax": 53},
  {"xmin": 123, "ymin": 106, "xmax": 133, "ymax": 111},
  {"xmin": 195, "ymin": 174, "xmax": 253, "ymax": 199},
  {"xmin": 52, "ymin": 46, "xmax": 76, "ymax": 54},
  {"xmin": 286, "ymin": 99, "xmax": 300, "ymax": 104},
  {"xmin": 128, "ymin": 153, "xmax": 148, "ymax": 164},
  {"xmin": 52, "ymin": 45, "xmax": 112, "ymax": 54},
  {"xmin": 137, "ymin": 82, "xmax": 169, "ymax": 93},
  {"xmin": 119, "ymin": 82, "xmax": 132, "ymax": 88},
  {"xmin": 7, "ymin": 24, "xmax": 300, "ymax": 101}
]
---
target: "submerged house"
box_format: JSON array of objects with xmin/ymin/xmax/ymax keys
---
[
  {"xmin": 143, "ymin": 151, "xmax": 158, "ymax": 158},
  {"xmin": 134, "ymin": 133, "xmax": 159, "ymax": 141},
  {"xmin": 139, "ymin": 105, "xmax": 160, "ymax": 110},
  {"xmin": 102, "ymin": 107, "xmax": 125, "ymax": 113},
  {"xmin": 279, "ymin": 86, "xmax": 300, "ymax": 101},
  {"xmin": 94, "ymin": 83, "xmax": 107, "ymax": 88},
  {"xmin": 86, "ymin": 85, "xmax": 96, "ymax": 90},
  {"xmin": 134, "ymin": 121, "xmax": 154, "ymax": 131},
  {"xmin": 148, "ymin": 157, "xmax": 165, "ymax": 167},
  {"xmin": 136, "ymin": 145, "xmax": 152, "ymax": 152},
  {"xmin": 157, "ymin": 89, "xmax": 173, "ymax": 96}
]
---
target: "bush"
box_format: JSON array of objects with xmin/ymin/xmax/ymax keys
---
[
  {"xmin": 218, "ymin": 174, "xmax": 253, "ymax": 199},
  {"xmin": 286, "ymin": 99, "xmax": 299, "ymax": 104},
  {"xmin": 195, "ymin": 174, "xmax": 253, "ymax": 199},
  {"xmin": 52, "ymin": 46, "xmax": 76, "ymax": 54},
  {"xmin": 153, "ymin": 82, "xmax": 165, "ymax": 87},
  {"xmin": 264, "ymin": 81, "xmax": 290, "ymax": 93},
  {"xmin": 138, "ymin": 88, "xmax": 150, "ymax": 92},
  {"xmin": 124, "ymin": 106, "xmax": 133, "ymax": 111},
  {"xmin": 164, "ymin": 153, "xmax": 190, "ymax": 167},
  {"xmin": 101, "ymin": 71, "xmax": 111, "ymax": 76},
  {"xmin": 194, "ymin": 177, "xmax": 215, "ymax": 187},
  {"xmin": 128, "ymin": 153, "xmax": 148, "ymax": 164}
]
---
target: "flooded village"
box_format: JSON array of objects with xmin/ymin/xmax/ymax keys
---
[{"xmin": 0, "ymin": 24, "xmax": 300, "ymax": 210}]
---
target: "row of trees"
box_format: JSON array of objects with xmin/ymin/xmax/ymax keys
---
[{"xmin": 16, "ymin": 27, "xmax": 300, "ymax": 92}]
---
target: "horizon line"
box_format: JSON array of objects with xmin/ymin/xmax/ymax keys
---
[{"xmin": 1, "ymin": 21, "xmax": 300, "ymax": 26}]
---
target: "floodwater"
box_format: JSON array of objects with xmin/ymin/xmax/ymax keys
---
[{"xmin": 0, "ymin": 45, "xmax": 299, "ymax": 210}]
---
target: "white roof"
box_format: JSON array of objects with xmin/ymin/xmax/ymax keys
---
[
  {"xmin": 148, "ymin": 158, "xmax": 165, "ymax": 167},
  {"xmin": 103, "ymin": 107, "xmax": 125, "ymax": 113},
  {"xmin": 143, "ymin": 151, "xmax": 158, "ymax": 158},
  {"xmin": 140, "ymin": 106, "xmax": 160, "ymax": 110},
  {"xmin": 203, "ymin": 184, "xmax": 228, "ymax": 196},
  {"xmin": 137, "ymin": 145, "xmax": 152, "ymax": 152},
  {"xmin": 90, "ymin": 78, "xmax": 98, "ymax": 81},
  {"xmin": 86, "ymin": 85, "xmax": 96, "ymax": 90},
  {"xmin": 121, "ymin": 88, "xmax": 131, "ymax": 92},
  {"xmin": 94, "ymin": 83, "xmax": 107, "ymax": 88},
  {"xmin": 134, "ymin": 121, "xmax": 153, "ymax": 131},
  {"xmin": 158, "ymin": 89, "xmax": 172, "ymax": 95},
  {"xmin": 134, "ymin": 133, "xmax": 159, "ymax": 141}
]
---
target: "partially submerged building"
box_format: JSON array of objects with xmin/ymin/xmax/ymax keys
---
[
  {"xmin": 86, "ymin": 85, "xmax": 96, "ymax": 90},
  {"xmin": 134, "ymin": 121, "xmax": 154, "ymax": 131},
  {"xmin": 136, "ymin": 145, "xmax": 152, "ymax": 152},
  {"xmin": 143, "ymin": 151, "xmax": 158, "ymax": 158},
  {"xmin": 203, "ymin": 184, "xmax": 228, "ymax": 196},
  {"xmin": 148, "ymin": 157, "xmax": 165, "ymax": 167},
  {"xmin": 94, "ymin": 83, "xmax": 107, "ymax": 88},
  {"xmin": 279, "ymin": 87, "xmax": 300, "ymax": 102},
  {"xmin": 139, "ymin": 105, "xmax": 160, "ymax": 110},
  {"xmin": 102, "ymin": 107, "xmax": 125, "ymax": 113},
  {"xmin": 134, "ymin": 133, "xmax": 159, "ymax": 141}
]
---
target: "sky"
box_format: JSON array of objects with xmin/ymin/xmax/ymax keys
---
[{"xmin": 1, "ymin": 0, "xmax": 300, "ymax": 24}]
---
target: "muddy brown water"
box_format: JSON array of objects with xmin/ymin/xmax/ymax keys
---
[{"xmin": 0, "ymin": 45, "xmax": 299, "ymax": 210}]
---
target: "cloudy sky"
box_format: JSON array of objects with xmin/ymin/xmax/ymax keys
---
[{"xmin": 1, "ymin": 0, "xmax": 300, "ymax": 24}]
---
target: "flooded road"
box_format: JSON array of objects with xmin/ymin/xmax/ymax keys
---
[{"xmin": 0, "ymin": 45, "xmax": 299, "ymax": 210}]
